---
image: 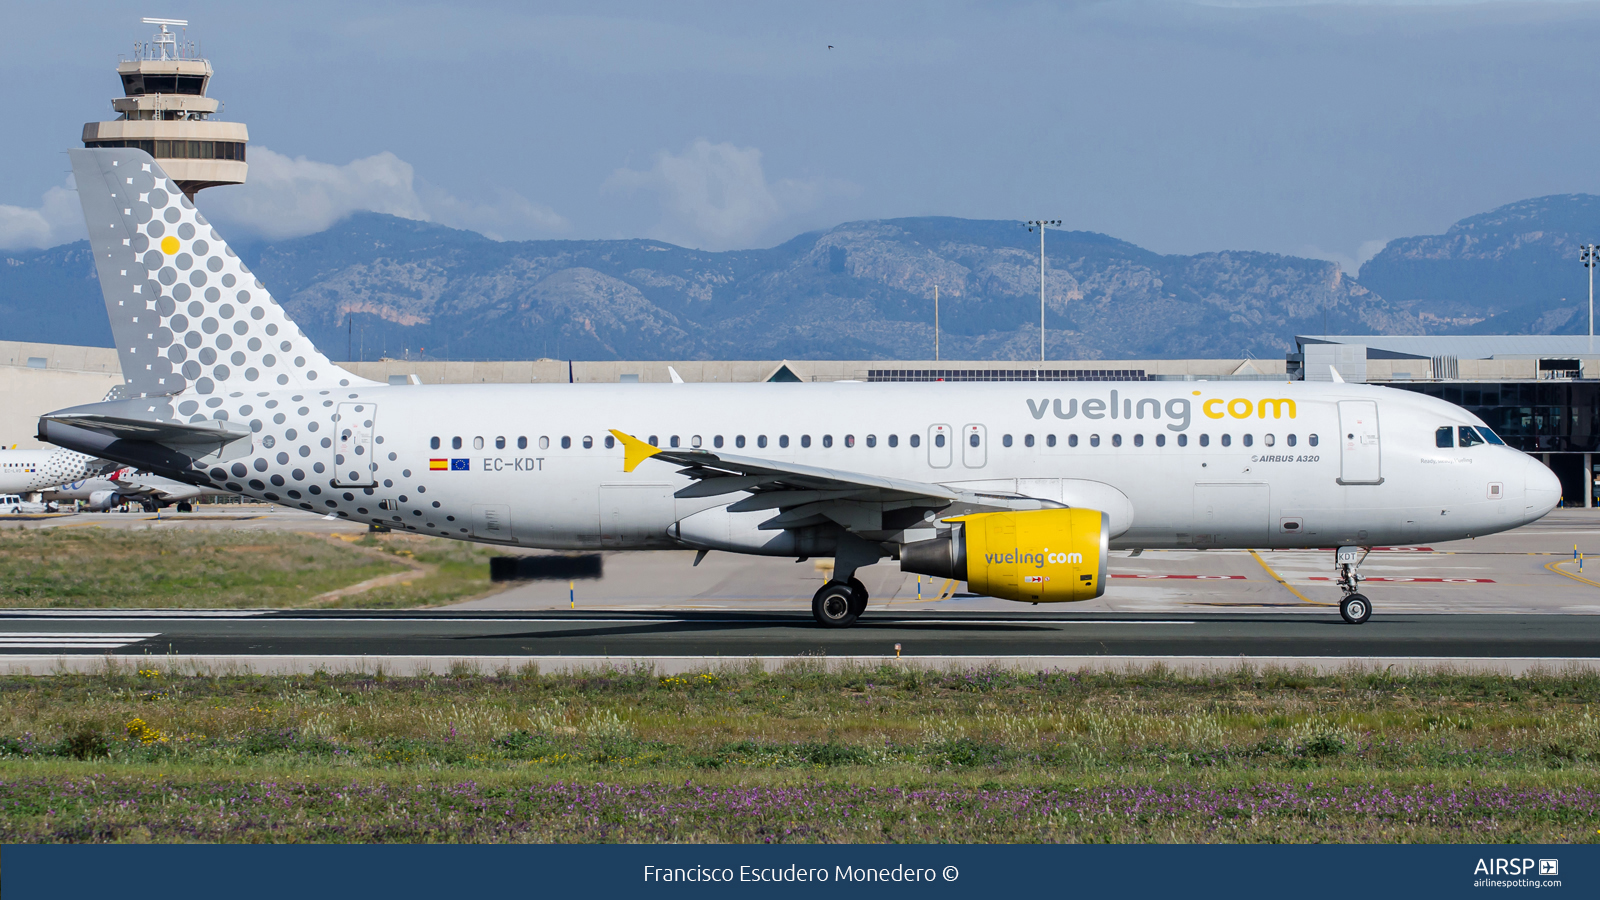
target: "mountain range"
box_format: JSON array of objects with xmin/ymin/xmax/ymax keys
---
[{"xmin": 5, "ymin": 195, "xmax": 1600, "ymax": 362}]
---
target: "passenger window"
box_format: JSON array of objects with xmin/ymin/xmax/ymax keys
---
[
  {"xmin": 452, "ymin": 437, "xmax": 462, "ymax": 450},
  {"xmin": 604, "ymin": 435, "xmax": 615, "ymax": 449},
  {"xmin": 473, "ymin": 436, "xmax": 485, "ymax": 450},
  {"xmin": 1199, "ymin": 434, "xmax": 1210, "ymax": 447},
  {"xmin": 1286, "ymin": 434, "xmax": 1296, "ymax": 447},
  {"xmin": 1111, "ymin": 434, "xmax": 1121, "ymax": 447},
  {"xmin": 845, "ymin": 434, "xmax": 855, "ymax": 448},
  {"xmin": 1221, "ymin": 434, "xmax": 1232, "ymax": 447},
  {"xmin": 934, "ymin": 434, "xmax": 945, "ymax": 448},
  {"xmin": 648, "ymin": 435, "xmax": 658, "ymax": 447},
  {"xmin": 910, "ymin": 434, "xmax": 921, "ymax": 448},
  {"xmin": 888, "ymin": 434, "xmax": 899, "ymax": 448},
  {"xmin": 757, "ymin": 435, "xmax": 767, "ymax": 448},
  {"xmin": 430, "ymin": 436, "xmax": 440, "ymax": 450},
  {"xmin": 1133, "ymin": 434, "xmax": 1144, "ymax": 447},
  {"xmin": 822, "ymin": 435, "xmax": 833, "ymax": 448},
  {"xmin": 1242, "ymin": 434, "xmax": 1253, "ymax": 447},
  {"xmin": 735, "ymin": 435, "xmax": 745, "ymax": 448},
  {"xmin": 1458, "ymin": 426, "xmax": 1485, "ymax": 448},
  {"xmin": 1436, "ymin": 426, "xmax": 1454, "ymax": 448},
  {"xmin": 1067, "ymin": 434, "xmax": 1077, "ymax": 448},
  {"xmin": 969, "ymin": 433, "xmax": 980, "ymax": 447},
  {"xmin": 517, "ymin": 436, "xmax": 527, "ymax": 450},
  {"xmin": 1024, "ymin": 434, "xmax": 1034, "ymax": 447},
  {"xmin": 539, "ymin": 436, "xmax": 550, "ymax": 450},
  {"xmin": 671, "ymin": 436, "xmax": 681, "ymax": 448},
  {"xmin": 780, "ymin": 435, "xmax": 790, "ymax": 448},
  {"xmin": 802, "ymin": 435, "xmax": 812, "ymax": 448},
  {"xmin": 713, "ymin": 435, "xmax": 724, "ymax": 449},
  {"xmin": 1309, "ymin": 434, "xmax": 1319, "ymax": 447},
  {"xmin": 866, "ymin": 435, "xmax": 876, "ymax": 448},
  {"xmin": 1089, "ymin": 434, "xmax": 1100, "ymax": 447},
  {"xmin": 1155, "ymin": 434, "xmax": 1165, "ymax": 447},
  {"xmin": 1047, "ymin": 434, "xmax": 1057, "ymax": 447},
  {"xmin": 560, "ymin": 436, "xmax": 572, "ymax": 449},
  {"xmin": 1178, "ymin": 433, "xmax": 1188, "ymax": 447},
  {"xmin": 583, "ymin": 436, "xmax": 594, "ymax": 449},
  {"xmin": 692, "ymin": 435, "xmax": 703, "ymax": 448},
  {"xmin": 495, "ymin": 436, "xmax": 506, "ymax": 450},
  {"xmin": 1264, "ymin": 434, "xmax": 1275, "ymax": 447},
  {"xmin": 1002, "ymin": 434, "xmax": 1013, "ymax": 447}
]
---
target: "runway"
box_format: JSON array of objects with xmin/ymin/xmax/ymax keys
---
[{"xmin": 0, "ymin": 609, "xmax": 1595, "ymax": 674}]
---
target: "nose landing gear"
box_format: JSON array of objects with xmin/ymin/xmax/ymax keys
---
[{"xmin": 1336, "ymin": 546, "xmax": 1372, "ymax": 625}]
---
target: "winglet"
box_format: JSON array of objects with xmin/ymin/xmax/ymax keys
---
[
  {"xmin": 610, "ymin": 429, "xmax": 662, "ymax": 473},
  {"xmin": 668, "ymin": 366, "xmax": 685, "ymax": 384},
  {"xmin": 1329, "ymin": 365, "xmax": 1345, "ymax": 384}
]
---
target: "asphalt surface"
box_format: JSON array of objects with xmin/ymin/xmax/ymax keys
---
[{"xmin": 0, "ymin": 609, "xmax": 1596, "ymax": 659}]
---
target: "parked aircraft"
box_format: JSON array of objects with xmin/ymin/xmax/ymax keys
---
[
  {"xmin": 37, "ymin": 149, "xmax": 1562, "ymax": 627},
  {"xmin": 0, "ymin": 446, "xmax": 109, "ymax": 497},
  {"xmin": 44, "ymin": 468, "xmax": 231, "ymax": 512}
]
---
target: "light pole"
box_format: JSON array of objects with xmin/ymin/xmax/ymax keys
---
[
  {"xmin": 1583, "ymin": 244, "xmax": 1598, "ymax": 354},
  {"xmin": 1026, "ymin": 220, "xmax": 1061, "ymax": 364}
]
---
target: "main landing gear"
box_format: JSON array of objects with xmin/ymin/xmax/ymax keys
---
[
  {"xmin": 1336, "ymin": 546, "xmax": 1372, "ymax": 625},
  {"xmin": 812, "ymin": 577, "xmax": 868, "ymax": 628}
]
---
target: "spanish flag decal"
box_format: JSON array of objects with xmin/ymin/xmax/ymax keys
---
[{"xmin": 429, "ymin": 459, "xmax": 448, "ymax": 471}]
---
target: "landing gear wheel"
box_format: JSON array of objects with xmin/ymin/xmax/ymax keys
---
[
  {"xmin": 847, "ymin": 577, "xmax": 869, "ymax": 618},
  {"xmin": 812, "ymin": 581, "xmax": 861, "ymax": 628},
  {"xmin": 176, "ymin": 501, "xmax": 193, "ymax": 513},
  {"xmin": 1340, "ymin": 593, "xmax": 1372, "ymax": 625}
]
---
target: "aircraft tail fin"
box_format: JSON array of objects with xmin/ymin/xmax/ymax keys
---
[{"xmin": 69, "ymin": 148, "xmax": 377, "ymax": 400}]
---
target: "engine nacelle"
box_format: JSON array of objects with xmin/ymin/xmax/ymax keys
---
[
  {"xmin": 86, "ymin": 490, "xmax": 121, "ymax": 511},
  {"xmin": 900, "ymin": 508, "xmax": 1109, "ymax": 603}
]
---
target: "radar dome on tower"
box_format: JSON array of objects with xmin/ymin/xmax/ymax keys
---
[{"xmin": 81, "ymin": 18, "xmax": 248, "ymax": 199}]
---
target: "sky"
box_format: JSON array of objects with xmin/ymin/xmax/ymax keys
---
[{"xmin": 3, "ymin": 1, "xmax": 1599, "ymax": 273}]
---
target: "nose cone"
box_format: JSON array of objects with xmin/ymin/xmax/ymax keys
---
[{"xmin": 1524, "ymin": 457, "xmax": 1562, "ymax": 521}]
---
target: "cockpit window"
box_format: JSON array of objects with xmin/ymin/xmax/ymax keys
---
[
  {"xmin": 1435, "ymin": 426, "xmax": 1454, "ymax": 448},
  {"xmin": 1478, "ymin": 427, "xmax": 1505, "ymax": 445},
  {"xmin": 1458, "ymin": 426, "xmax": 1485, "ymax": 448}
]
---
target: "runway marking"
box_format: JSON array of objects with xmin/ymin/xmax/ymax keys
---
[
  {"xmin": 0, "ymin": 632, "xmax": 158, "ymax": 650},
  {"xmin": 1545, "ymin": 559, "xmax": 1600, "ymax": 589},
  {"xmin": 1247, "ymin": 549, "xmax": 1330, "ymax": 606},
  {"xmin": 0, "ymin": 610, "xmax": 270, "ymax": 618},
  {"xmin": 1112, "ymin": 574, "xmax": 1247, "ymax": 580},
  {"xmin": 1305, "ymin": 576, "xmax": 1495, "ymax": 583}
]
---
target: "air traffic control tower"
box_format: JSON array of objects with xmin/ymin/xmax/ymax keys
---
[{"xmin": 81, "ymin": 18, "xmax": 247, "ymax": 199}]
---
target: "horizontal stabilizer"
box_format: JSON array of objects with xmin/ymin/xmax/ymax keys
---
[{"xmin": 41, "ymin": 413, "xmax": 252, "ymax": 446}]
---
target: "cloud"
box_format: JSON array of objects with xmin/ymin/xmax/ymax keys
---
[
  {"xmin": 200, "ymin": 146, "xmax": 569, "ymax": 242},
  {"xmin": 605, "ymin": 139, "xmax": 853, "ymax": 250},
  {"xmin": 1297, "ymin": 238, "xmax": 1390, "ymax": 277},
  {"xmin": 0, "ymin": 181, "xmax": 86, "ymax": 251}
]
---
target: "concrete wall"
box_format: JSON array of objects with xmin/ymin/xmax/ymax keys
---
[{"xmin": 0, "ymin": 341, "xmax": 123, "ymax": 449}]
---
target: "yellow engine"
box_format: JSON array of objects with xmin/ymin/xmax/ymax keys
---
[{"xmin": 899, "ymin": 508, "xmax": 1109, "ymax": 603}]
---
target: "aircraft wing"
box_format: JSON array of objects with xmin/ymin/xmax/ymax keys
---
[{"xmin": 610, "ymin": 430, "xmax": 1052, "ymax": 535}]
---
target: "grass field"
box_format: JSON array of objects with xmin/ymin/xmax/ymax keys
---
[
  {"xmin": 0, "ymin": 527, "xmax": 501, "ymax": 608},
  {"xmin": 1, "ymin": 665, "xmax": 1596, "ymax": 842}
]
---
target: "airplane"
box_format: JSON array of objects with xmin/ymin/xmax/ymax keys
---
[
  {"xmin": 0, "ymin": 446, "xmax": 111, "ymax": 497},
  {"xmin": 36, "ymin": 148, "xmax": 1562, "ymax": 628},
  {"xmin": 44, "ymin": 468, "xmax": 232, "ymax": 512}
]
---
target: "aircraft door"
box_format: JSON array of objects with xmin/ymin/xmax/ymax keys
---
[
  {"xmin": 962, "ymin": 424, "xmax": 987, "ymax": 468},
  {"xmin": 471, "ymin": 504, "xmax": 514, "ymax": 541},
  {"xmin": 1337, "ymin": 400, "xmax": 1383, "ymax": 485},
  {"xmin": 1192, "ymin": 483, "xmax": 1270, "ymax": 546},
  {"xmin": 600, "ymin": 483, "xmax": 676, "ymax": 548},
  {"xmin": 332, "ymin": 402, "xmax": 377, "ymax": 487},
  {"xmin": 928, "ymin": 424, "xmax": 952, "ymax": 468}
]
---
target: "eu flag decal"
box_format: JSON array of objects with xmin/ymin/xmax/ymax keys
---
[{"xmin": 450, "ymin": 458, "xmax": 470, "ymax": 471}]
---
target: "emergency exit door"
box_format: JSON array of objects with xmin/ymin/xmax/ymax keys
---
[{"xmin": 1337, "ymin": 400, "xmax": 1382, "ymax": 485}]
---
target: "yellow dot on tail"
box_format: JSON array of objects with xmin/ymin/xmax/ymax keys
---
[{"xmin": 160, "ymin": 236, "xmax": 180, "ymax": 255}]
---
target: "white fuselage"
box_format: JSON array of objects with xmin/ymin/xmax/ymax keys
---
[
  {"xmin": 0, "ymin": 448, "xmax": 103, "ymax": 495},
  {"xmin": 185, "ymin": 379, "xmax": 1559, "ymax": 552}
]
